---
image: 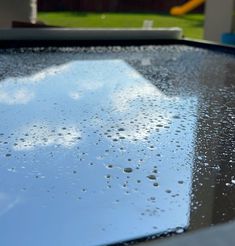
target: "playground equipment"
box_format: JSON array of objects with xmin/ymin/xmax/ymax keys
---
[{"xmin": 170, "ymin": 0, "xmax": 205, "ymax": 16}]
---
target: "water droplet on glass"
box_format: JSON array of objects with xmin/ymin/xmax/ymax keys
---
[
  {"xmin": 147, "ymin": 174, "xmax": 156, "ymax": 180},
  {"xmin": 123, "ymin": 167, "xmax": 133, "ymax": 173}
]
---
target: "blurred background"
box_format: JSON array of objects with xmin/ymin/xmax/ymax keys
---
[
  {"xmin": 0, "ymin": 0, "xmax": 235, "ymax": 43},
  {"xmin": 37, "ymin": 0, "xmax": 204, "ymax": 39}
]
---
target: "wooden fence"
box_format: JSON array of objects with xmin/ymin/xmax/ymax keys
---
[{"xmin": 38, "ymin": 0, "xmax": 204, "ymax": 12}]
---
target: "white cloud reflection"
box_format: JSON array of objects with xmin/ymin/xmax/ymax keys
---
[
  {"xmin": 105, "ymin": 83, "xmax": 173, "ymax": 141},
  {"xmin": 20, "ymin": 63, "xmax": 70, "ymax": 83},
  {"xmin": 13, "ymin": 123, "xmax": 81, "ymax": 151},
  {"xmin": 126, "ymin": 70, "xmax": 142, "ymax": 79},
  {"xmin": 65, "ymin": 60, "xmax": 187, "ymax": 142},
  {"xmin": 0, "ymin": 88, "xmax": 34, "ymax": 105},
  {"xmin": 69, "ymin": 80, "xmax": 104, "ymax": 101},
  {"xmin": 69, "ymin": 92, "xmax": 80, "ymax": 100},
  {"xmin": 115, "ymin": 113, "xmax": 170, "ymax": 141},
  {"xmin": 0, "ymin": 63, "xmax": 71, "ymax": 105},
  {"xmin": 112, "ymin": 83, "xmax": 163, "ymax": 112}
]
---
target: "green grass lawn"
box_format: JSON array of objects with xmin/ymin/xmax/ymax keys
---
[{"xmin": 38, "ymin": 12, "xmax": 204, "ymax": 40}]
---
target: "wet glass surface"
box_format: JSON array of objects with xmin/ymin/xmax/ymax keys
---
[{"xmin": 0, "ymin": 45, "xmax": 234, "ymax": 246}]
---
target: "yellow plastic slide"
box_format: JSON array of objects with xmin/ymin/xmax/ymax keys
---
[{"xmin": 170, "ymin": 0, "xmax": 205, "ymax": 16}]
